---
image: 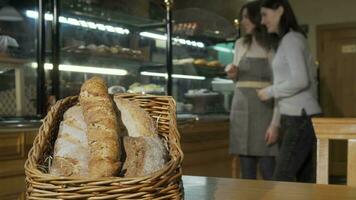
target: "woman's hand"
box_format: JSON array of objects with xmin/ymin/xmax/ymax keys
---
[
  {"xmin": 265, "ymin": 124, "xmax": 279, "ymax": 146},
  {"xmin": 256, "ymin": 87, "xmax": 271, "ymax": 101},
  {"xmin": 225, "ymin": 64, "xmax": 238, "ymax": 81}
]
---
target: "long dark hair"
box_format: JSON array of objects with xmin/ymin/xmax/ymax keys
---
[
  {"xmin": 239, "ymin": 0, "xmax": 271, "ymax": 50},
  {"xmin": 260, "ymin": 0, "xmax": 306, "ymax": 38}
]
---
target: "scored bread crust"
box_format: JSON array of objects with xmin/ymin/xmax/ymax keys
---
[{"xmin": 79, "ymin": 77, "xmax": 120, "ymax": 178}]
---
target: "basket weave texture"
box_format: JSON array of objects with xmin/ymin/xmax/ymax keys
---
[{"xmin": 25, "ymin": 94, "xmax": 184, "ymax": 199}]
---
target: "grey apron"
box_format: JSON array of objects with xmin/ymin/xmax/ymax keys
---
[{"xmin": 229, "ymin": 57, "xmax": 278, "ymax": 156}]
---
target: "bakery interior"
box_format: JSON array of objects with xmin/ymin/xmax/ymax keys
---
[{"xmin": 0, "ymin": 0, "xmax": 356, "ymax": 199}]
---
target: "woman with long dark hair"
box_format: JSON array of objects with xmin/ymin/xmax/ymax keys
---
[
  {"xmin": 257, "ymin": 0, "xmax": 322, "ymax": 183},
  {"xmin": 226, "ymin": 0, "xmax": 278, "ymax": 180}
]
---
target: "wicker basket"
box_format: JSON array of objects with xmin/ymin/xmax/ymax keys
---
[{"xmin": 25, "ymin": 94, "xmax": 184, "ymax": 199}]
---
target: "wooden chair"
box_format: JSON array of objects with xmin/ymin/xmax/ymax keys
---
[
  {"xmin": 312, "ymin": 118, "xmax": 356, "ymax": 186},
  {"xmin": 231, "ymin": 156, "xmax": 240, "ymax": 178}
]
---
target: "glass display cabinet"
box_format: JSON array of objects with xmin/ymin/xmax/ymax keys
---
[
  {"xmin": 170, "ymin": 7, "xmax": 237, "ymax": 116},
  {"xmin": 39, "ymin": 0, "xmax": 174, "ymax": 116},
  {"xmin": 0, "ymin": 1, "xmax": 37, "ymax": 118},
  {"xmin": 0, "ymin": 0, "xmax": 174, "ymax": 119},
  {"xmin": 0, "ymin": 2, "xmax": 238, "ymax": 192},
  {"xmin": 0, "ymin": 0, "xmax": 238, "ymax": 119}
]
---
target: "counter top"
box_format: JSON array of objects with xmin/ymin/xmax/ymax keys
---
[
  {"xmin": 183, "ymin": 175, "xmax": 356, "ymax": 200},
  {"xmin": 0, "ymin": 117, "xmax": 42, "ymax": 129},
  {"xmin": 177, "ymin": 113, "xmax": 229, "ymax": 123}
]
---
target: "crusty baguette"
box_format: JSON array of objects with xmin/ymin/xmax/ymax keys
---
[
  {"xmin": 50, "ymin": 105, "xmax": 89, "ymax": 177},
  {"xmin": 79, "ymin": 77, "xmax": 120, "ymax": 178},
  {"xmin": 113, "ymin": 96, "xmax": 157, "ymax": 137}
]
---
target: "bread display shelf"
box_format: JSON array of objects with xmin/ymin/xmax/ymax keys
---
[
  {"xmin": 25, "ymin": 94, "xmax": 183, "ymax": 199},
  {"xmin": 61, "ymin": 50, "xmax": 145, "ymax": 63},
  {"xmin": 59, "ymin": 51, "xmax": 167, "ymax": 72},
  {"xmin": 171, "ymin": 62, "xmax": 225, "ymax": 78},
  {"xmin": 194, "ymin": 65, "xmax": 225, "ymax": 78}
]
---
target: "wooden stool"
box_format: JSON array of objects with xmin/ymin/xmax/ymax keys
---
[{"xmin": 312, "ymin": 118, "xmax": 356, "ymax": 186}]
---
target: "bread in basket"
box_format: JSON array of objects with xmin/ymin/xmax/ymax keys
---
[{"xmin": 25, "ymin": 77, "xmax": 184, "ymax": 199}]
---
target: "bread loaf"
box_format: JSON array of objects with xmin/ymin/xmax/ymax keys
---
[
  {"xmin": 207, "ymin": 60, "xmax": 222, "ymax": 67},
  {"xmin": 79, "ymin": 77, "xmax": 120, "ymax": 178},
  {"xmin": 50, "ymin": 105, "xmax": 89, "ymax": 177},
  {"xmin": 122, "ymin": 136, "xmax": 168, "ymax": 177},
  {"xmin": 193, "ymin": 58, "xmax": 207, "ymax": 66},
  {"xmin": 113, "ymin": 97, "xmax": 157, "ymax": 137}
]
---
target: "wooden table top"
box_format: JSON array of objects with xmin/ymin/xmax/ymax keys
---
[{"xmin": 183, "ymin": 176, "xmax": 356, "ymax": 200}]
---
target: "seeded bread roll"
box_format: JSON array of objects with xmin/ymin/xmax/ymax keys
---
[{"xmin": 79, "ymin": 77, "xmax": 120, "ymax": 178}]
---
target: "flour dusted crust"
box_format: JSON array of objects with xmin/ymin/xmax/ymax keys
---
[
  {"xmin": 122, "ymin": 135, "xmax": 168, "ymax": 177},
  {"xmin": 50, "ymin": 105, "xmax": 89, "ymax": 177},
  {"xmin": 113, "ymin": 96, "xmax": 157, "ymax": 137},
  {"xmin": 114, "ymin": 96, "xmax": 168, "ymax": 177},
  {"xmin": 79, "ymin": 77, "xmax": 121, "ymax": 178}
]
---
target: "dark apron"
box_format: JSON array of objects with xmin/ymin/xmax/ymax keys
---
[{"xmin": 229, "ymin": 57, "xmax": 278, "ymax": 156}]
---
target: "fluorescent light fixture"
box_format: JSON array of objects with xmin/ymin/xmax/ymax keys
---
[
  {"xmin": 141, "ymin": 71, "xmax": 205, "ymax": 80},
  {"xmin": 59, "ymin": 64, "xmax": 127, "ymax": 75},
  {"xmin": 178, "ymin": 38, "xmax": 186, "ymax": 45},
  {"xmin": 25, "ymin": 10, "xmax": 130, "ymax": 35},
  {"xmin": 140, "ymin": 32, "xmax": 167, "ymax": 41},
  {"xmin": 96, "ymin": 23, "xmax": 106, "ymax": 31},
  {"xmin": 67, "ymin": 17, "xmax": 80, "ymax": 26},
  {"xmin": 141, "ymin": 71, "xmax": 167, "ymax": 78},
  {"xmin": 79, "ymin": 20, "xmax": 88, "ymax": 28},
  {"xmin": 25, "ymin": 10, "xmax": 37, "ymax": 19},
  {"xmin": 44, "ymin": 13, "xmax": 53, "ymax": 21},
  {"xmin": 59, "ymin": 16, "xmax": 68, "ymax": 23},
  {"xmin": 87, "ymin": 21, "xmax": 97, "ymax": 29},
  {"xmin": 115, "ymin": 27, "xmax": 129, "ymax": 34},
  {"xmin": 31, "ymin": 63, "xmax": 127, "ymax": 76},
  {"xmin": 173, "ymin": 74, "xmax": 206, "ymax": 80},
  {"xmin": 25, "ymin": 10, "xmax": 206, "ymax": 48},
  {"xmin": 105, "ymin": 25, "xmax": 115, "ymax": 32},
  {"xmin": 139, "ymin": 32, "xmax": 205, "ymax": 48},
  {"xmin": 213, "ymin": 46, "xmax": 234, "ymax": 53},
  {"xmin": 197, "ymin": 42, "xmax": 205, "ymax": 48}
]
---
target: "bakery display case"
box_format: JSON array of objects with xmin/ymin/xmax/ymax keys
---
[
  {"xmin": 169, "ymin": 8, "xmax": 237, "ymax": 178},
  {"xmin": 0, "ymin": 0, "xmax": 173, "ymax": 119},
  {"xmin": 0, "ymin": 1, "xmax": 171, "ymax": 198},
  {"xmin": 0, "ymin": 1, "xmax": 38, "ymax": 118},
  {"xmin": 170, "ymin": 8, "xmax": 237, "ymax": 116},
  {"xmin": 0, "ymin": 0, "xmax": 237, "ymax": 119},
  {"xmin": 47, "ymin": 0, "xmax": 171, "ymax": 103},
  {"xmin": 0, "ymin": 2, "xmax": 238, "ymax": 191}
]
